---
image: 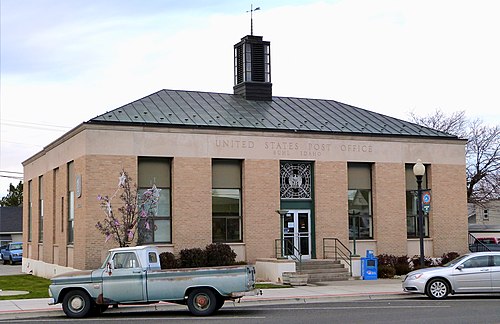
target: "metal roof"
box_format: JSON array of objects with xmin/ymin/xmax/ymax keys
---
[{"xmin": 89, "ymin": 89, "xmax": 457, "ymax": 139}]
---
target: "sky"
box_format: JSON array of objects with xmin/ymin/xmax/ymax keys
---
[{"xmin": 1, "ymin": 0, "xmax": 499, "ymax": 197}]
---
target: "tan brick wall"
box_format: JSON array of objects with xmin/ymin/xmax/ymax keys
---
[
  {"xmin": 315, "ymin": 161, "xmax": 348, "ymax": 258},
  {"xmin": 172, "ymin": 157, "xmax": 212, "ymax": 252},
  {"xmin": 243, "ymin": 160, "xmax": 280, "ymax": 262},
  {"xmin": 429, "ymin": 164, "xmax": 468, "ymax": 255},
  {"xmin": 372, "ymin": 163, "xmax": 407, "ymax": 255}
]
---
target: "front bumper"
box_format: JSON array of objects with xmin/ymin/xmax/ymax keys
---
[{"xmin": 402, "ymin": 276, "xmax": 426, "ymax": 294}]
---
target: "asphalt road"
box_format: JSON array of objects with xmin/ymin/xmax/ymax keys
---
[
  {"xmin": 2, "ymin": 297, "xmax": 500, "ymax": 324},
  {"xmin": 0, "ymin": 263, "xmax": 22, "ymax": 276}
]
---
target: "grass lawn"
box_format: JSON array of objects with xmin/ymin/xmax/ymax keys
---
[
  {"xmin": 255, "ymin": 283, "xmax": 288, "ymax": 289},
  {"xmin": 0, "ymin": 275, "xmax": 51, "ymax": 300}
]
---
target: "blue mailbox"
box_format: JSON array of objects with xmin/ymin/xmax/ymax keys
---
[{"xmin": 361, "ymin": 250, "xmax": 378, "ymax": 280}]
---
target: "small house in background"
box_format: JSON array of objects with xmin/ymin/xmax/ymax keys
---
[
  {"xmin": 0, "ymin": 207, "xmax": 23, "ymax": 245},
  {"xmin": 468, "ymin": 199, "xmax": 500, "ymax": 239}
]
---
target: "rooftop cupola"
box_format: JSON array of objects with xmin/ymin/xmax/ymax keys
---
[{"xmin": 233, "ymin": 35, "xmax": 272, "ymax": 101}]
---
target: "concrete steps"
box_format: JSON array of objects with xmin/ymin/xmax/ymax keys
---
[{"xmin": 297, "ymin": 259, "xmax": 350, "ymax": 283}]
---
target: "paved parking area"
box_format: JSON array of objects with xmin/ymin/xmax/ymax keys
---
[{"xmin": 0, "ymin": 263, "xmax": 23, "ymax": 276}]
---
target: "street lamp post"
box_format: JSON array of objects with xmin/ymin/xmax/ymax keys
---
[{"xmin": 413, "ymin": 159, "xmax": 426, "ymax": 268}]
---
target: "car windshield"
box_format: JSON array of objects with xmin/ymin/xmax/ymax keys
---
[
  {"xmin": 10, "ymin": 243, "xmax": 22, "ymax": 250},
  {"xmin": 442, "ymin": 254, "xmax": 468, "ymax": 267}
]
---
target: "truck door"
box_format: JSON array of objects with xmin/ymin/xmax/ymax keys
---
[{"xmin": 101, "ymin": 251, "xmax": 146, "ymax": 303}]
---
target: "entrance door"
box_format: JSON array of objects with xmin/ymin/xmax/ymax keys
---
[{"xmin": 282, "ymin": 210, "xmax": 311, "ymax": 259}]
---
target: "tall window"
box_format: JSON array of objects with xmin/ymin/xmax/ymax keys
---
[
  {"xmin": 348, "ymin": 163, "xmax": 373, "ymax": 240},
  {"xmin": 67, "ymin": 161, "xmax": 75, "ymax": 244},
  {"xmin": 212, "ymin": 160, "xmax": 242, "ymax": 242},
  {"xmin": 38, "ymin": 175, "xmax": 44, "ymax": 243},
  {"xmin": 28, "ymin": 180, "xmax": 32, "ymax": 242},
  {"xmin": 138, "ymin": 157, "xmax": 171, "ymax": 244},
  {"xmin": 405, "ymin": 164, "xmax": 429, "ymax": 238}
]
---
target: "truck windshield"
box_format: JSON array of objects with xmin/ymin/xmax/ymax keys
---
[{"xmin": 100, "ymin": 252, "xmax": 111, "ymax": 269}]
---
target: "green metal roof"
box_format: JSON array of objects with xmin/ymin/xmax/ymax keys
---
[{"xmin": 88, "ymin": 89, "xmax": 457, "ymax": 139}]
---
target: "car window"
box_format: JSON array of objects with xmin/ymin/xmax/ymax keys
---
[
  {"xmin": 492, "ymin": 256, "xmax": 500, "ymax": 267},
  {"xmin": 113, "ymin": 252, "xmax": 139, "ymax": 269},
  {"xmin": 462, "ymin": 255, "xmax": 490, "ymax": 268}
]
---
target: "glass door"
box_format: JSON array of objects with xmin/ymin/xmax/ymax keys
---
[{"xmin": 282, "ymin": 210, "xmax": 311, "ymax": 259}]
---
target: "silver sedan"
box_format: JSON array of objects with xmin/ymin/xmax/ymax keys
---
[{"xmin": 403, "ymin": 251, "xmax": 500, "ymax": 299}]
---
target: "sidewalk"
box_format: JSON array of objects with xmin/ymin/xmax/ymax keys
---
[{"xmin": 0, "ymin": 279, "xmax": 405, "ymax": 318}]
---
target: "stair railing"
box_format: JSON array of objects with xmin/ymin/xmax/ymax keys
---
[
  {"xmin": 468, "ymin": 233, "xmax": 491, "ymax": 252},
  {"xmin": 323, "ymin": 237, "xmax": 353, "ymax": 276},
  {"xmin": 275, "ymin": 238, "xmax": 303, "ymax": 272}
]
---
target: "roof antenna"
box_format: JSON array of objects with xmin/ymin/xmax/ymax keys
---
[{"xmin": 247, "ymin": 4, "xmax": 260, "ymax": 36}]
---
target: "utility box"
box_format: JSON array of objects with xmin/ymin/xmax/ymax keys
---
[{"xmin": 361, "ymin": 250, "xmax": 378, "ymax": 280}]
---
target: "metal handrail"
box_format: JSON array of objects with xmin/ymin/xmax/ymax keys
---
[
  {"xmin": 468, "ymin": 233, "xmax": 491, "ymax": 252},
  {"xmin": 274, "ymin": 238, "xmax": 303, "ymax": 272},
  {"xmin": 323, "ymin": 237, "xmax": 353, "ymax": 276}
]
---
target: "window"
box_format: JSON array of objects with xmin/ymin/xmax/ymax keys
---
[
  {"xmin": 138, "ymin": 157, "xmax": 171, "ymax": 244},
  {"xmin": 28, "ymin": 180, "xmax": 32, "ymax": 242},
  {"xmin": 348, "ymin": 163, "xmax": 373, "ymax": 239},
  {"xmin": 280, "ymin": 162, "xmax": 312, "ymax": 199},
  {"xmin": 113, "ymin": 252, "xmax": 139, "ymax": 269},
  {"xmin": 67, "ymin": 161, "xmax": 75, "ymax": 244},
  {"xmin": 38, "ymin": 175, "xmax": 44, "ymax": 243},
  {"xmin": 405, "ymin": 164, "xmax": 429, "ymax": 238},
  {"xmin": 212, "ymin": 160, "xmax": 242, "ymax": 242},
  {"xmin": 463, "ymin": 256, "xmax": 489, "ymax": 268}
]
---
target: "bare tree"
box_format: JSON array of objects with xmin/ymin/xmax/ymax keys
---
[{"xmin": 409, "ymin": 109, "xmax": 500, "ymax": 204}]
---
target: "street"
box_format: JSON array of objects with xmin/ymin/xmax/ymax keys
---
[
  {"xmin": 2, "ymin": 297, "xmax": 500, "ymax": 324},
  {"xmin": 0, "ymin": 263, "xmax": 22, "ymax": 276}
]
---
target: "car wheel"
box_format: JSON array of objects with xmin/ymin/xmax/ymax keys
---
[
  {"xmin": 62, "ymin": 290, "xmax": 92, "ymax": 318},
  {"xmin": 187, "ymin": 288, "xmax": 217, "ymax": 316},
  {"xmin": 3, "ymin": 258, "xmax": 7, "ymax": 265},
  {"xmin": 9, "ymin": 257, "xmax": 13, "ymax": 265},
  {"xmin": 426, "ymin": 278, "xmax": 449, "ymax": 300}
]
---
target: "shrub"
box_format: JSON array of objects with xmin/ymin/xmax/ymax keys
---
[
  {"xmin": 394, "ymin": 255, "xmax": 411, "ymax": 275},
  {"xmin": 376, "ymin": 254, "xmax": 397, "ymax": 267},
  {"xmin": 205, "ymin": 243, "xmax": 237, "ymax": 266},
  {"xmin": 411, "ymin": 256, "xmax": 433, "ymax": 269},
  {"xmin": 378, "ymin": 264, "xmax": 396, "ymax": 278},
  {"xmin": 159, "ymin": 252, "xmax": 178, "ymax": 269},
  {"xmin": 179, "ymin": 247, "xmax": 207, "ymax": 268},
  {"xmin": 439, "ymin": 252, "xmax": 460, "ymax": 265}
]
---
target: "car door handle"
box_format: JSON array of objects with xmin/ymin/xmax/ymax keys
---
[
  {"xmin": 480, "ymin": 269, "xmax": 489, "ymax": 272},
  {"xmin": 133, "ymin": 270, "xmax": 142, "ymax": 274}
]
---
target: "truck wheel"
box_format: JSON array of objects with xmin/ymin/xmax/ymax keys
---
[
  {"xmin": 3, "ymin": 258, "xmax": 7, "ymax": 265},
  {"xmin": 62, "ymin": 290, "xmax": 92, "ymax": 318},
  {"xmin": 187, "ymin": 288, "xmax": 217, "ymax": 316},
  {"xmin": 215, "ymin": 297, "xmax": 225, "ymax": 311}
]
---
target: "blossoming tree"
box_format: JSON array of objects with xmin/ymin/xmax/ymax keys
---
[{"xmin": 96, "ymin": 170, "xmax": 160, "ymax": 247}]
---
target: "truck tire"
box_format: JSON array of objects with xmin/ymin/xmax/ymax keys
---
[
  {"xmin": 62, "ymin": 290, "xmax": 92, "ymax": 318},
  {"xmin": 3, "ymin": 258, "xmax": 7, "ymax": 265},
  {"xmin": 187, "ymin": 288, "xmax": 217, "ymax": 316},
  {"xmin": 215, "ymin": 297, "xmax": 225, "ymax": 311}
]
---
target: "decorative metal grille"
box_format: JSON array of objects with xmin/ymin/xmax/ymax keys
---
[{"xmin": 280, "ymin": 162, "xmax": 312, "ymax": 199}]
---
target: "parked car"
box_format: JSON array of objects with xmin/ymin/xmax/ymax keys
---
[
  {"xmin": 1, "ymin": 242, "xmax": 23, "ymax": 265},
  {"xmin": 403, "ymin": 251, "xmax": 500, "ymax": 299},
  {"xmin": 0, "ymin": 244, "xmax": 7, "ymax": 260}
]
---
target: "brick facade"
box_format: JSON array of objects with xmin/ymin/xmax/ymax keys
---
[{"xmin": 22, "ymin": 126, "xmax": 468, "ymax": 276}]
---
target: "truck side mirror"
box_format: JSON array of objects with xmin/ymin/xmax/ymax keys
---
[{"xmin": 106, "ymin": 260, "xmax": 115, "ymax": 275}]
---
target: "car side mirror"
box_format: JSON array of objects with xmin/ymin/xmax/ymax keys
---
[{"xmin": 456, "ymin": 264, "xmax": 464, "ymax": 271}]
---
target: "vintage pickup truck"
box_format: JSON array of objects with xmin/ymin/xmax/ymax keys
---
[{"xmin": 49, "ymin": 245, "xmax": 259, "ymax": 318}]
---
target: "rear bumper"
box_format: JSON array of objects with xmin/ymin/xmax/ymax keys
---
[{"xmin": 230, "ymin": 288, "xmax": 262, "ymax": 298}]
